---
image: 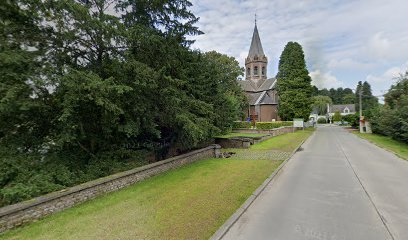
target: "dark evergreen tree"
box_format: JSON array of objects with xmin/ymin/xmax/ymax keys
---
[
  {"xmin": 355, "ymin": 81, "xmax": 378, "ymax": 112},
  {"xmin": 0, "ymin": 0, "xmax": 52, "ymax": 149},
  {"xmin": 0, "ymin": 0, "xmax": 249, "ymax": 205},
  {"xmin": 276, "ymin": 42, "xmax": 313, "ymax": 120}
]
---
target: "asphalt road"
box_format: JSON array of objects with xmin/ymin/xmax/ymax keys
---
[{"xmin": 222, "ymin": 126, "xmax": 408, "ymax": 240}]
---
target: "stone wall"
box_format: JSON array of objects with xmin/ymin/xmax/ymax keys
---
[
  {"xmin": 233, "ymin": 126, "xmax": 295, "ymax": 135},
  {"xmin": 0, "ymin": 144, "xmax": 221, "ymax": 233},
  {"xmin": 215, "ymin": 127, "xmax": 295, "ymax": 149},
  {"xmin": 215, "ymin": 137, "xmax": 252, "ymax": 149}
]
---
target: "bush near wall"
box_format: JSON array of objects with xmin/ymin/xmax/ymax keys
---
[
  {"xmin": 317, "ymin": 118, "xmax": 327, "ymax": 124},
  {"xmin": 232, "ymin": 121, "xmax": 252, "ymax": 129},
  {"xmin": 256, "ymin": 121, "xmax": 293, "ymax": 130}
]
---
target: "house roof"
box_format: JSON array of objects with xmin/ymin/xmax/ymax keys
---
[
  {"xmin": 331, "ymin": 104, "xmax": 356, "ymax": 113},
  {"xmin": 238, "ymin": 78, "xmax": 276, "ymax": 92},
  {"xmin": 248, "ymin": 24, "xmax": 265, "ymax": 58}
]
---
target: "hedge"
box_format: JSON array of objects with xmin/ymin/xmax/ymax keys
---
[
  {"xmin": 256, "ymin": 121, "xmax": 293, "ymax": 130},
  {"xmin": 232, "ymin": 121, "xmax": 293, "ymax": 130},
  {"xmin": 232, "ymin": 121, "xmax": 252, "ymax": 129}
]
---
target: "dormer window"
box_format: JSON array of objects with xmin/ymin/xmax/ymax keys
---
[
  {"xmin": 254, "ymin": 66, "xmax": 258, "ymax": 76},
  {"xmin": 247, "ymin": 67, "xmax": 251, "ymax": 76},
  {"xmin": 262, "ymin": 66, "xmax": 265, "ymax": 76}
]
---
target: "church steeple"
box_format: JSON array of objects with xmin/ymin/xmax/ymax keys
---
[
  {"xmin": 245, "ymin": 22, "xmax": 268, "ymax": 88},
  {"xmin": 248, "ymin": 24, "xmax": 265, "ymax": 58}
]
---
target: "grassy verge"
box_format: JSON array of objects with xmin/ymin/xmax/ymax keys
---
[
  {"xmin": 215, "ymin": 132, "xmax": 267, "ymax": 138},
  {"xmin": 2, "ymin": 128, "xmax": 315, "ymax": 240},
  {"xmin": 353, "ymin": 132, "xmax": 408, "ymax": 160},
  {"xmin": 1, "ymin": 159, "xmax": 281, "ymax": 240},
  {"xmin": 251, "ymin": 128, "xmax": 315, "ymax": 152}
]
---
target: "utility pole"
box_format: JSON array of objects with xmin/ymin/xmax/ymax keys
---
[{"xmin": 359, "ymin": 88, "xmax": 363, "ymax": 133}]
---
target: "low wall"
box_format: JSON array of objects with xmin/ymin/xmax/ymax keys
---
[
  {"xmin": 216, "ymin": 127, "xmax": 295, "ymax": 149},
  {"xmin": 215, "ymin": 137, "xmax": 252, "ymax": 149},
  {"xmin": 233, "ymin": 126, "xmax": 295, "ymax": 135},
  {"xmin": 0, "ymin": 144, "xmax": 221, "ymax": 233}
]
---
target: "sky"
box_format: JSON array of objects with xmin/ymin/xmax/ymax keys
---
[{"xmin": 189, "ymin": 0, "xmax": 408, "ymax": 100}]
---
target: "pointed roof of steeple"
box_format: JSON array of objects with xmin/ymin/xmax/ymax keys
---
[{"xmin": 248, "ymin": 24, "xmax": 265, "ymax": 58}]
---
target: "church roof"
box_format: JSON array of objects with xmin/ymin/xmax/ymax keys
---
[
  {"xmin": 238, "ymin": 78, "xmax": 276, "ymax": 92},
  {"xmin": 245, "ymin": 91, "xmax": 277, "ymax": 105},
  {"xmin": 248, "ymin": 24, "xmax": 265, "ymax": 58}
]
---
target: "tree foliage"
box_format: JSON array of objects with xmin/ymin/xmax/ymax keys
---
[
  {"xmin": 276, "ymin": 42, "xmax": 313, "ymax": 121},
  {"xmin": 0, "ymin": 0, "xmax": 247, "ymax": 206},
  {"xmin": 370, "ymin": 72, "xmax": 408, "ymax": 143},
  {"xmin": 312, "ymin": 95, "xmax": 332, "ymax": 115},
  {"xmin": 312, "ymin": 87, "xmax": 354, "ymax": 104},
  {"xmin": 355, "ymin": 81, "xmax": 378, "ymax": 113}
]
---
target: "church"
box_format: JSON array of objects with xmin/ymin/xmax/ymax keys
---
[{"xmin": 238, "ymin": 23, "xmax": 279, "ymax": 121}]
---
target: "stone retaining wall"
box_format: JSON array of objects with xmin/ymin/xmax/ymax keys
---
[
  {"xmin": 216, "ymin": 127, "xmax": 296, "ymax": 149},
  {"xmin": 233, "ymin": 126, "xmax": 295, "ymax": 135},
  {"xmin": 0, "ymin": 144, "xmax": 221, "ymax": 233}
]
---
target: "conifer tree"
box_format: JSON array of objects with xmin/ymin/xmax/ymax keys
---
[{"xmin": 276, "ymin": 42, "xmax": 313, "ymax": 120}]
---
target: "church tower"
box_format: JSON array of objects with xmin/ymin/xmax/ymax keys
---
[{"xmin": 245, "ymin": 23, "xmax": 268, "ymax": 88}]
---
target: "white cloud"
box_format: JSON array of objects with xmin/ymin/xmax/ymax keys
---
[
  {"xmin": 367, "ymin": 61, "xmax": 408, "ymax": 83},
  {"xmin": 328, "ymin": 58, "xmax": 373, "ymax": 70},
  {"xmin": 309, "ymin": 70, "xmax": 343, "ymax": 89},
  {"xmin": 366, "ymin": 61, "xmax": 408, "ymax": 97},
  {"xmin": 190, "ymin": 0, "xmax": 408, "ymax": 93}
]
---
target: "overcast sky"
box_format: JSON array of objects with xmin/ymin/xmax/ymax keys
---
[{"xmin": 189, "ymin": 0, "xmax": 408, "ymax": 99}]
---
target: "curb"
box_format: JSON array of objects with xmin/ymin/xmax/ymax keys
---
[{"xmin": 210, "ymin": 131, "xmax": 315, "ymax": 240}]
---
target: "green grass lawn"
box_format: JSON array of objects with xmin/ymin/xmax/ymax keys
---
[
  {"xmin": 1, "ymin": 159, "xmax": 282, "ymax": 240},
  {"xmin": 251, "ymin": 128, "xmax": 315, "ymax": 152},
  {"xmin": 353, "ymin": 132, "xmax": 408, "ymax": 160},
  {"xmin": 215, "ymin": 132, "xmax": 267, "ymax": 138},
  {"xmin": 1, "ymin": 129, "xmax": 315, "ymax": 240}
]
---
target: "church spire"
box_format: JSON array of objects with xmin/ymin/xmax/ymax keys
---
[
  {"xmin": 245, "ymin": 20, "xmax": 268, "ymax": 87},
  {"xmin": 248, "ymin": 23, "xmax": 265, "ymax": 58}
]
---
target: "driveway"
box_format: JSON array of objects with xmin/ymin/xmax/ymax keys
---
[{"xmin": 221, "ymin": 126, "xmax": 408, "ymax": 240}]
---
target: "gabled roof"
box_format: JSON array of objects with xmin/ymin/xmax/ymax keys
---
[
  {"xmin": 246, "ymin": 92, "xmax": 263, "ymax": 105},
  {"xmin": 248, "ymin": 24, "xmax": 265, "ymax": 58},
  {"xmin": 330, "ymin": 104, "xmax": 356, "ymax": 113},
  {"xmin": 238, "ymin": 78, "xmax": 276, "ymax": 92}
]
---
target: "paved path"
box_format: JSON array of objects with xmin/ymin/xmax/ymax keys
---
[{"xmin": 222, "ymin": 126, "xmax": 408, "ymax": 240}]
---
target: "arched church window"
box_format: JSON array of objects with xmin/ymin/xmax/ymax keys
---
[
  {"xmin": 262, "ymin": 67, "xmax": 265, "ymax": 76},
  {"xmin": 247, "ymin": 67, "xmax": 251, "ymax": 76},
  {"xmin": 254, "ymin": 66, "xmax": 258, "ymax": 76}
]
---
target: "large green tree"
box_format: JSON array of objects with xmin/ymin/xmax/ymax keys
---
[
  {"xmin": 355, "ymin": 81, "xmax": 378, "ymax": 112},
  {"xmin": 0, "ymin": 0, "xmax": 249, "ymax": 205},
  {"xmin": 276, "ymin": 42, "xmax": 313, "ymax": 120},
  {"xmin": 0, "ymin": 0, "xmax": 53, "ymax": 149},
  {"xmin": 312, "ymin": 95, "xmax": 332, "ymax": 115},
  {"xmin": 371, "ymin": 72, "xmax": 408, "ymax": 143}
]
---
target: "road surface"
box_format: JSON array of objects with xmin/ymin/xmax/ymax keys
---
[{"xmin": 222, "ymin": 126, "xmax": 408, "ymax": 240}]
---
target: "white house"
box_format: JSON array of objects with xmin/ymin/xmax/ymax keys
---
[{"xmin": 309, "ymin": 104, "xmax": 356, "ymax": 123}]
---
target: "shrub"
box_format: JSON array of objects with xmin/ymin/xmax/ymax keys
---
[
  {"xmin": 0, "ymin": 146, "xmax": 148, "ymax": 207},
  {"xmin": 332, "ymin": 111, "xmax": 342, "ymax": 122},
  {"xmin": 232, "ymin": 121, "xmax": 252, "ymax": 129},
  {"xmin": 256, "ymin": 121, "xmax": 293, "ymax": 130},
  {"xmin": 342, "ymin": 113, "xmax": 359, "ymax": 128},
  {"xmin": 317, "ymin": 118, "xmax": 327, "ymax": 124}
]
